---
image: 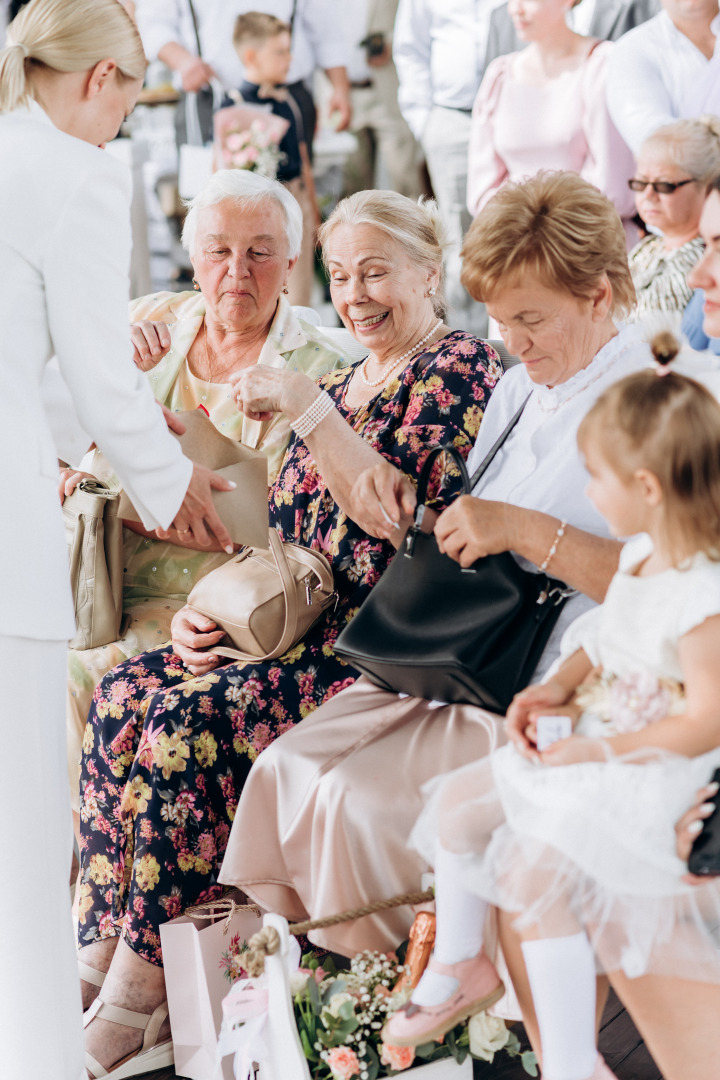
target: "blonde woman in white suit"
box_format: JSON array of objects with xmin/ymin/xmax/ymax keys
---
[{"xmin": 0, "ymin": 2, "xmax": 237, "ymax": 1078}]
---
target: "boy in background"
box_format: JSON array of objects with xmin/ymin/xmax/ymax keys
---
[{"xmin": 229, "ymin": 12, "xmax": 320, "ymax": 306}]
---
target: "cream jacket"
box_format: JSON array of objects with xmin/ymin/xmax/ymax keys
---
[{"xmin": 0, "ymin": 102, "xmax": 192, "ymax": 640}]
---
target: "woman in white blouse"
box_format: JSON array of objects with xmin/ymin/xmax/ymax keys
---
[
  {"xmin": 0, "ymin": 2, "xmax": 233, "ymax": 1078},
  {"xmin": 220, "ymin": 172, "xmax": 652, "ymax": 962}
]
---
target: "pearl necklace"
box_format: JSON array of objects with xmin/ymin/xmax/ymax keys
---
[{"xmin": 359, "ymin": 318, "xmax": 444, "ymax": 387}]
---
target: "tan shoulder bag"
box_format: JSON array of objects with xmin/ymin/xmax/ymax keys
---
[
  {"xmin": 63, "ymin": 479, "xmax": 125, "ymax": 650},
  {"xmin": 187, "ymin": 529, "xmax": 336, "ymax": 662}
]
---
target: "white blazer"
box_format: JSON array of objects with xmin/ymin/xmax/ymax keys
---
[{"xmin": 0, "ymin": 101, "xmax": 192, "ymax": 641}]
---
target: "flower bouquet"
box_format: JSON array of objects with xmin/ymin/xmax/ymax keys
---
[
  {"xmin": 218, "ymin": 913, "xmax": 537, "ymax": 1080},
  {"xmin": 213, "ymin": 103, "xmax": 289, "ymax": 179}
]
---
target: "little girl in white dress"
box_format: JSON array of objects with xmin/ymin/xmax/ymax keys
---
[{"xmin": 383, "ymin": 350, "xmax": 720, "ymax": 1080}]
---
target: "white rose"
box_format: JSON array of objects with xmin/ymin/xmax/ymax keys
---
[
  {"xmin": 321, "ymin": 992, "xmax": 356, "ymax": 1024},
  {"xmin": 468, "ymin": 1011, "xmax": 511, "ymax": 1063},
  {"xmin": 289, "ymin": 971, "xmax": 310, "ymax": 996}
]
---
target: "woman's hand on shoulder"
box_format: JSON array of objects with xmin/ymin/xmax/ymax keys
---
[
  {"xmin": 171, "ymin": 604, "xmax": 226, "ymax": 676},
  {"xmin": 230, "ymin": 367, "xmax": 318, "ymax": 423},
  {"xmin": 434, "ymin": 497, "xmax": 515, "ymax": 568},
  {"xmin": 349, "ymin": 459, "xmax": 417, "ymax": 542},
  {"xmin": 131, "ymin": 320, "xmax": 172, "ymax": 371},
  {"xmin": 58, "ymin": 468, "xmax": 97, "ymax": 504}
]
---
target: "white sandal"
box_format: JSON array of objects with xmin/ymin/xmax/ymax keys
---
[{"xmin": 83, "ymin": 997, "xmax": 174, "ymax": 1079}]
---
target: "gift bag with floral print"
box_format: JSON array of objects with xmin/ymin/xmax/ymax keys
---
[{"xmin": 160, "ymin": 901, "xmax": 263, "ymax": 1080}]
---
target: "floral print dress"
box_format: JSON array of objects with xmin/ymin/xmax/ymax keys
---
[{"xmin": 78, "ymin": 332, "xmax": 500, "ymax": 964}]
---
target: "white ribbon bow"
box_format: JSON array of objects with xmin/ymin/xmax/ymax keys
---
[{"xmin": 217, "ymin": 935, "xmax": 302, "ymax": 1080}]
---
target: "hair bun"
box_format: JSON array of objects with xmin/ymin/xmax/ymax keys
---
[
  {"xmin": 650, "ymin": 329, "xmax": 680, "ymax": 367},
  {"xmin": 699, "ymin": 114, "xmax": 720, "ymax": 140}
]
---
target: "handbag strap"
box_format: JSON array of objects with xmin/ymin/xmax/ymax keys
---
[
  {"xmin": 212, "ymin": 531, "xmax": 335, "ymax": 663},
  {"xmin": 213, "ymin": 530, "xmax": 300, "ymax": 663},
  {"xmin": 415, "ymin": 394, "xmax": 531, "ymax": 509},
  {"xmin": 468, "ymin": 394, "xmax": 531, "ymax": 490},
  {"xmin": 187, "ymin": 0, "xmax": 203, "ymax": 57}
]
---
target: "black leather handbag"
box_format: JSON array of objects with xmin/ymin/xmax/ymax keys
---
[{"xmin": 335, "ymin": 401, "xmax": 574, "ymax": 713}]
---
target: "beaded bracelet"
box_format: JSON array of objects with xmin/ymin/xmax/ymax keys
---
[
  {"xmin": 291, "ymin": 390, "xmax": 335, "ymax": 439},
  {"xmin": 540, "ymin": 519, "xmax": 567, "ymax": 573}
]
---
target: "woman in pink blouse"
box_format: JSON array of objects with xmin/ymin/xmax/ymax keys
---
[{"xmin": 467, "ymin": 0, "xmax": 636, "ymax": 236}]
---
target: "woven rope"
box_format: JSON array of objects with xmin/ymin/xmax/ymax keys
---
[
  {"xmin": 184, "ymin": 896, "xmax": 262, "ymax": 935},
  {"xmin": 242, "ymin": 888, "xmax": 435, "ymax": 977}
]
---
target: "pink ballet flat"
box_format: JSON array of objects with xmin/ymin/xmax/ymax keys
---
[{"xmin": 381, "ymin": 952, "xmax": 505, "ymax": 1048}]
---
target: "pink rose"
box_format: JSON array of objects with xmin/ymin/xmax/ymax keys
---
[
  {"xmin": 326, "ymin": 1046, "xmax": 361, "ymax": 1080},
  {"xmin": 380, "ymin": 1044, "xmax": 416, "ymax": 1071},
  {"xmin": 609, "ymin": 672, "xmax": 671, "ymax": 733}
]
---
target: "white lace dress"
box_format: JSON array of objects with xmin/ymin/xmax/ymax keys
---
[{"xmin": 412, "ymin": 534, "xmax": 720, "ymax": 982}]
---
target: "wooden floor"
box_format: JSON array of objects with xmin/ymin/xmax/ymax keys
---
[{"xmin": 135, "ymin": 990, "xmax": 662, "ymax": 1080}]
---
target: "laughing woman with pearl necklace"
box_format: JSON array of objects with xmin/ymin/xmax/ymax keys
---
[{"xmin": 75, "ymin": 189, "xmax": 499, "ymax": 1079}]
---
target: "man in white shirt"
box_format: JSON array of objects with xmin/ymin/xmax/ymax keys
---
[
  {"xmin": 393, "ymin": 0, "xmax": 506, "ymax": 333},
  {"xmin": 135, "ymin": 0, "xmax": 351, "ymax": 149},
  {"xmin": 342, "ymin": 0, "xmax": 422, "ymax": 200},
  {"xmin": 606, "ymin": 0, "xmax": 719, "ymax": 153}
]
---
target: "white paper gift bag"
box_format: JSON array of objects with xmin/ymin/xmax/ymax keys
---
[{"xmin": 160, "ymin": 899, "xmax": 263, "ymax": 1080}]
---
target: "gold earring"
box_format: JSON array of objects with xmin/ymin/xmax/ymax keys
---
[
  {"xmin": 192, "ymin": 278, "xmax": 200, "ymax": 291},
  {"xmin": 282, "ymin": 285, "xmax": 289, "ymax": 294}
]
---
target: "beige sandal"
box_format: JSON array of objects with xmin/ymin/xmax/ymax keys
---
[
  {"xmin": 78, "ymin": 960, "xmax": 107, "ymax": 990},
  {"xmin": 83, "ymin": 997, "xmax": 174, "ymax": 1079}
]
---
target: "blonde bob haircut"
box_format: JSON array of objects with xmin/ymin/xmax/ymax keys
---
[
  {"xmin": 318, "ymin": 189, "xmax": 449, "ymax": 319},
  {"xmin": 578, "ymin": 368, "xmax": 720, "ymax": 564},
  {"xmin": 461, "ymin": 171, "xmax": 635, "ymax": 319},
  {"xmin": 0, "ymin": 0, "xmax": 146, "ymax": 115}
]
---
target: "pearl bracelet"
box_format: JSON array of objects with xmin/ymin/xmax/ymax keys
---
[
  {"xmin": 291, "ymin": 390, "xmax": 335, "ymax": 439},
  {"xmin": 540, "ymin": 519, "xmax": 567, "ymax": 573}
]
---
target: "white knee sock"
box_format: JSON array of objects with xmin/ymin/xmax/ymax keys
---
[
  {"xmin": 411, "ymin": 843, "xmax": 487, "ymax": 1007},
  {"xmin": 521, "ymin": 933, "xmax": 598, "ymax": 1080}
]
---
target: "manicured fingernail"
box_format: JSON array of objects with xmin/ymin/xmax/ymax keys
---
[
  {"xmin": 707, "ymin": 782, "xmax": 719, "ymax": 796},
  {"xmin": 208, "ymin": 655, "xmax": 218, "ymax": 663},
  {"xmin": 687, "ymin": 820, "xmax": 704, "ymax": 835},
  {"xmin": 700, "ymin": 802, "xmax": 716, "ymax": 814},
  {"xmin": 225, "ymin": 545, "xmax": 234, "ymax": 554},
  {"xmin": 227, "ymin": 481, "xmax": 237, "ymax": 489}
]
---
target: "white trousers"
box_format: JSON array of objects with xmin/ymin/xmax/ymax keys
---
[
  {"xmin": 422, "ymin": 105, "xmax": 487, "ymax": 336},
  {"xmin": 0, "ymin": 636, "xmax": 85, "ymax": 1080}
]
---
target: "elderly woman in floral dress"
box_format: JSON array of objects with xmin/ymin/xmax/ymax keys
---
[{"xmin": 76, "ymin": 189, "xmax": 500, "ymax": 1079}]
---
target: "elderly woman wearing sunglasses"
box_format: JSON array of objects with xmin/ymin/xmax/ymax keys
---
[{"xmin": 628, "ymin": 115, "xmax": 720, "ymax": 322}]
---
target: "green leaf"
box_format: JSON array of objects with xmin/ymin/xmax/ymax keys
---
[
  {"xmin": 308, "ymin": 977, "xmax": 321, "ymax": 1011},
  {"xmin": 414, "ymin": 1042, "xmax": 436, "ymax": 1060},
  {"xmin": 521, "ymin": 1050, "xmax": 539, "ymax": 1076},
  {"xmin": 445, "ymin": 1027, "xmax": 459, "ymax": 1059},
  {"xmin": 338, "ymin": 1000, "xmax": 355, "ymax": 1022},
  {"xmin": 321, "ymin": 979, "xmax": 347, "ymax": 1005}
]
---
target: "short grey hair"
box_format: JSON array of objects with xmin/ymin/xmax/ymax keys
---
[
  {"xmin": 182, "ymin": 169, "xmax": 303, "ymax": 259},
  {"xmin": 640, "ymin": 115, "xmax": 720, "ymax": 186},
  {"xmin": 318, "ymin": 190, "xmax": 449, "ymax": 318}
]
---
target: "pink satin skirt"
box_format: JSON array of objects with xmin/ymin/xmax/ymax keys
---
[{"xmin": 219, "ymin": 677, "xmax": 506, "ymax": 955}]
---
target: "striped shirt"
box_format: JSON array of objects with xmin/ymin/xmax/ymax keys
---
[{"xmin": 628, "ymin": 233, "xmax": 705, "ymax": 322}]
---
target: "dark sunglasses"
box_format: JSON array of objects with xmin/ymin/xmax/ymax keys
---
[{"xmin": 628, "ymin": 177, "xmax": 695, "ymax": 195}]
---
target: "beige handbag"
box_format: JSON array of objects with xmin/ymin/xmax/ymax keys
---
[
  {"xmin": 187, "ymin": 529, "xmax": 336, "ymax": 662},
  {"xmin": 63, "ymin": 479, "xmax": 125, "ymax": 650}
]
